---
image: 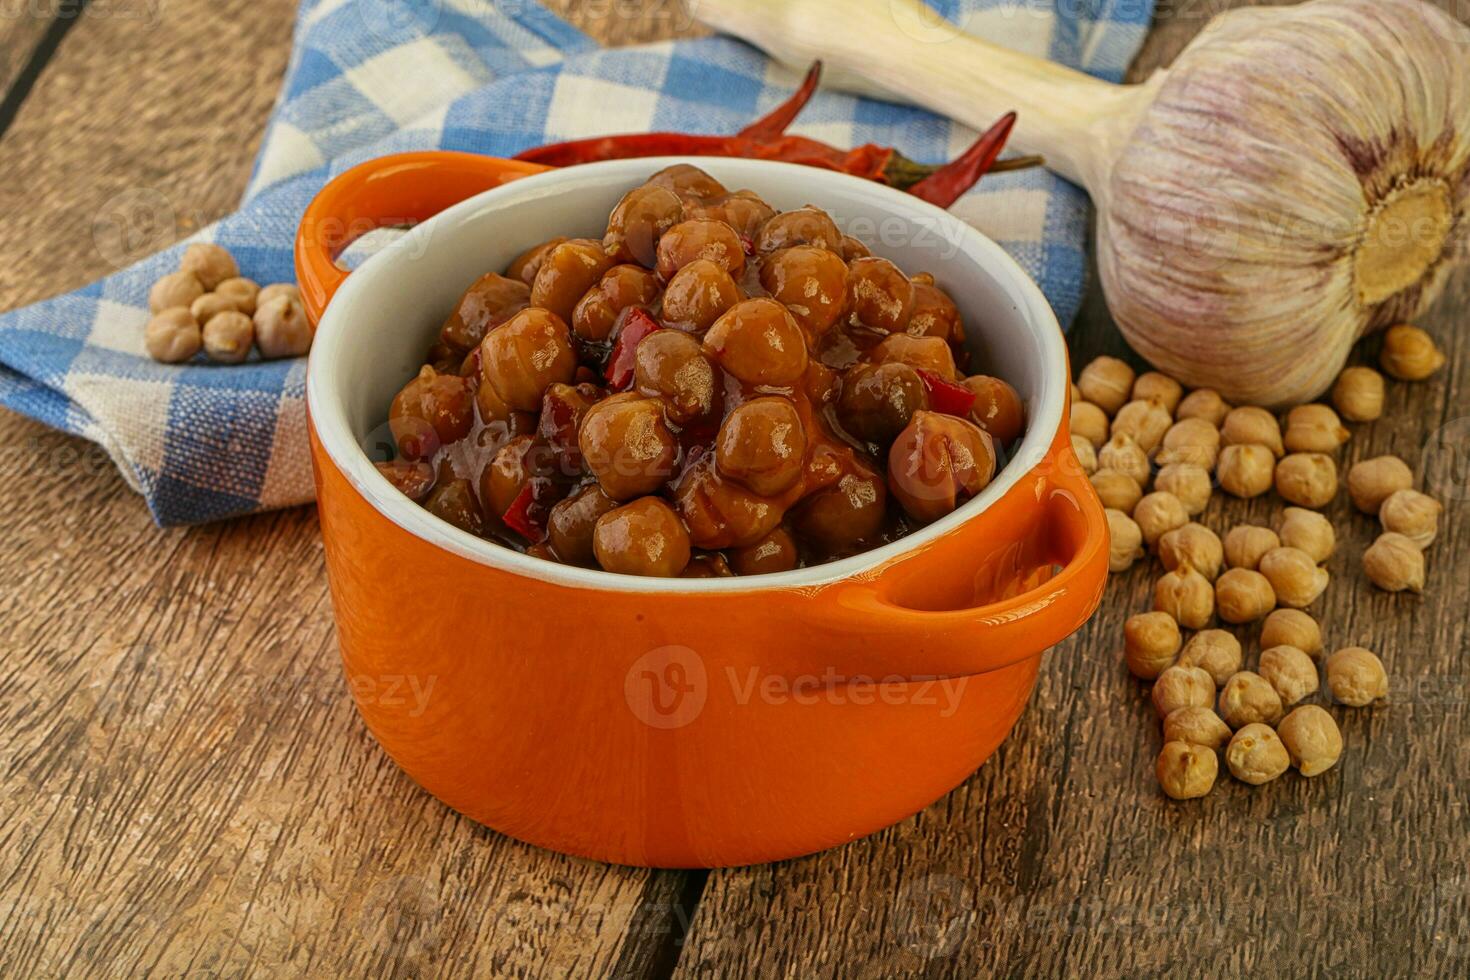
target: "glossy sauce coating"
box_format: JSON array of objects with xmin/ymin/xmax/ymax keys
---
[{"xmin": 381, "ymin": 165, "xmax": 1025, "ymax": 577}]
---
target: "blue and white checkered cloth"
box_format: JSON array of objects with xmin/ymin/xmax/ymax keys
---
[{"xmin": 0, "ymin": 0, "xmax": 1153, "ymax": 525}]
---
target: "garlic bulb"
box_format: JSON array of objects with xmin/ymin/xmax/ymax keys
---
[{"xmin": 698, "ymin": 0, "xmax": 1470, "ymax": 406}]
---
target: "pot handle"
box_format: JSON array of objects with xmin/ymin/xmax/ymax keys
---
[
  {"xmin": 812, "ymin": 420, "xmax": 1110, "ymax": 680},
  {"xmin": 294, "ymin": 151, "xmax": 552, "ymax": 326}
]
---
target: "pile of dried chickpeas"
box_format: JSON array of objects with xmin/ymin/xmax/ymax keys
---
[
  {"xmin": 1068, "ymin": 323, "xmax": 1448, "ymax": 800},
  {"xmin": 144, "ymin": 243, "xmax": 309, "ymax": 364}
]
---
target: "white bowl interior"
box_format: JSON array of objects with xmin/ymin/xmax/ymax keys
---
[{"xmin": 308, "ymin": 157, "xmax": 1067, "ymax": 593}]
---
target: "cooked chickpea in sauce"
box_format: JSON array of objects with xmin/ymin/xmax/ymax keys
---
[{"xmin": 378, "ymin": 165, "xmax": 1024, "ymax": 577}]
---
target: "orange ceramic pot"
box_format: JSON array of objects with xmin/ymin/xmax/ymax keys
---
[{"xmin": 298, "ymin": 153, "xmax": 1108, "ymax": 868}]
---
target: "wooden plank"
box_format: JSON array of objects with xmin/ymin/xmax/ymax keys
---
[
  {"xmin": 0, "ymin": 3, "xmax": 58, "ymax": 107},
  {"xmin": 0, "ymin": 2, "xmax": 690, "ymax": 976},
  {"xmin": 676, "ymin": 2, "xmax": 1470, "ymax": 975},
  {"xmin": 0, "ymin": 406, "xmax": 685, "ymax": 977},
  {"xmin": 541, "ymin": 0, "xmax": 710, "ymax": 46},
  {"xmin": 0, "ymin": 0, "xmax": 296, "ymax": 311}
]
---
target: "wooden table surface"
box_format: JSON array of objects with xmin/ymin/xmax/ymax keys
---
[{"xmin": 2, "ymin": 2, "xmax": 1467, "ymax": 976}]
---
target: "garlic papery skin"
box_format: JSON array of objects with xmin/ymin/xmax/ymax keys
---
[
  {"xmin": 697, "ymin": 0, "xmax": 1470, "ymax": 407},
  {"xmin": 1098, "ymin": 0, "xmax": 1470, "ymax": 406}
]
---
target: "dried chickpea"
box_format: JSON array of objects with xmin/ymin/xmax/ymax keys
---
[
  {"xmin": 180, "ymin": 243, "xmax": 239, "ymax": 290},
  {"xmin": 1325, "ymin": 647, "xmax": 1388, "ymax": 706},
  {"xmin": 190, "ymin": 292, "xmax": 239, "ymax": 325},
  {"xmin": 1277, "ymin": 705, "xmax": 1343, "ymax": 777},
  {"xmin": 1124, "ymin": 611, "xmax": 1181, "ymax": 680},
  {"xmin": 1218, "ymin": 671, "xmax": 1284, "ymax": 728},
  {"xmin": 1159, "ymin": 522, "xmax": 1223, "ymax": 582},
  {"xmin": 1215, "ymin": 567, "xmax": 1276, "ymax": 624},
  {"xmin": 1099, "ymin": 433, "xmax": 1150, "ymax": 487},
  {"xmin": 215, "ymin": 277, "xmax": 260, "ymax": 316},
  {"xmin": 1163, "ymin": 706, "xmax": 1233, "ymax": 750},
  {"xmin": 1221, "ymin": 406, "xmax": 1284, "ymax": 457},
  {"xmin": 1216, "ymin": 443, "xmax": 1274, "ymax": 498},
  {"xmin": 1223, "ymin": 525, "xmax": 1280, "ymax": 570},
  {"xmin": 1332, "ymin": 366, "xmax": 1385, "ymax": 422},
  {"xmin": 1261, "ymin": 609, "xmax": 1322, "ymax": 659},
  {"xmin": 1283, "ymin": 404, "xmax": 1349, "ymax": 454},
  {"xmin": 1111, "ymin": 398, "xmax": 1172, "ymax": 453},
  {"xmin": 1132, "ymin": 371, "xmax": 1182, "ymax": 414},
  {"xmin": 1274, "ymin": 452, "xmax": 1338, "ymax": 509},
  {"xmin": 1176, "ymin": 388, "xmax": 1230, "ymax": 426},
  {"xmin": 1362, "ymin": 532, "xmax": 1425, "ymax": 593},
  {"xmin": 1155, "ymin": 463, "xmax": 1212, "ymax": 516},
  {"xmin": 1157, "ymin": 417, "xmax": 1220, "ymax": 469},
  {"xmin": 1379, "ymin": 324, "xmax": 1446, "ymax": 381},
  {"xmin": 1070, "ymin": 401, "xmax": 1110, "ymax": 448},
  {"xmin": 1276, "ymin": 507, "xmax": 1335, "ymax": 563},
  {"xmin": 256, "ymin": 283, "xmax": 301, "ymax": 309},
  {"xmin": 1259, "ymin": 645, "xmax": 1319, "ymax": 706},
  {"xmin": 1347, "ymin": 455, "xmax": 1414, "ymax": 514},
  {"xmin": 254, "ymin": 295, "xmax": 312, "ymax": 359},
  {"xmin": 1258, "ymin": 547, "xmax": 1329, "ymax": 609},
  {"xmin": 1378, "ymin": 489, "xmax": 1442, "ymax": 549},
  {"xmin": 202, "ymin": 310, "xmax": 254, "ymax": 364},
  {"xmin": 1177, "ymin": 629, "xmax": 1242, "ymax": 686},
  {"xmin": 1152, "ymin": 665, "xmax": 1215, "ymax": 718},
  {"xmin": 1226, "ymin": 723, "xmax": 1290, "ymax": 785},
  {"xmin": 1077, "ymin": 356, "xmax": 1134, "ymax": 415},
  {"xmin": 144, "ymin": 308, "xmax": 202, "ymax": 363},
  {"xmin": 1072, "ymin": 434, "xmax": 1098, "ymax": 475},
  {"xmin": 1154, "ymin": 561, "xmax": 1214, "ymax": 630},
  {"xmin": 1070, "ymin": 382, "xmax": 1083, "ymax": 404},
  {"xmin": 149, "ymin": 271, "xmax": 204, "ymax": 314},
  {"xmin": 1135, "ymin": 491, "xmax": 1188, "ymax": 549},
  {"xmin": 1107, "ymin": 508, "xmax": 1145, "ymax": 573},
  {"xmin": 1156, "ymin": 741, "xmax": 1218, "ymax": 800},
  {"xmin": 1091, "ymin": 468, "xmax": 1143, "ymax": 514}
]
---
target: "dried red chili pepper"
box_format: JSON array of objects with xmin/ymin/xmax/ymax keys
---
[
  {"xmin": 502, "ymin": 482, "xmax": 542, "ymax": 541},
  {"xmin": 908, "ymin": 112, "xmax": 1018, "ymax": 209},
  {"xmin": 605, "ymin": 307, "xmax": 661, "ymax": 390},
  {"xmin": 514, "ymin": 61, "xmax": 1037, "ymax": 203},
  {"xmin": 737, "ymin": 61, "xmax": 823, "ymax": 140},
  {"xmin": 917, "ymin": 369, "xmax": 977, "ymax": 417}
]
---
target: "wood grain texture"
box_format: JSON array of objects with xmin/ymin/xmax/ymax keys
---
[
  {"xmin": 540, "ymin": 0, "xmax": 709, "ymax": 45},
  {"xmin": 0, "ymin": 0, "xmax": 295, "ymax": 311},
  {"xmin": 0, "ymin": 4, "xmax": 57, "ymax": 104},
  {"xmin": 2, "ymin": 0, "xmax": 1469, "ymax": 977},
  {"xmin": 0, "ymin": 411, "xmax": 683, "ymax": 977}
]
